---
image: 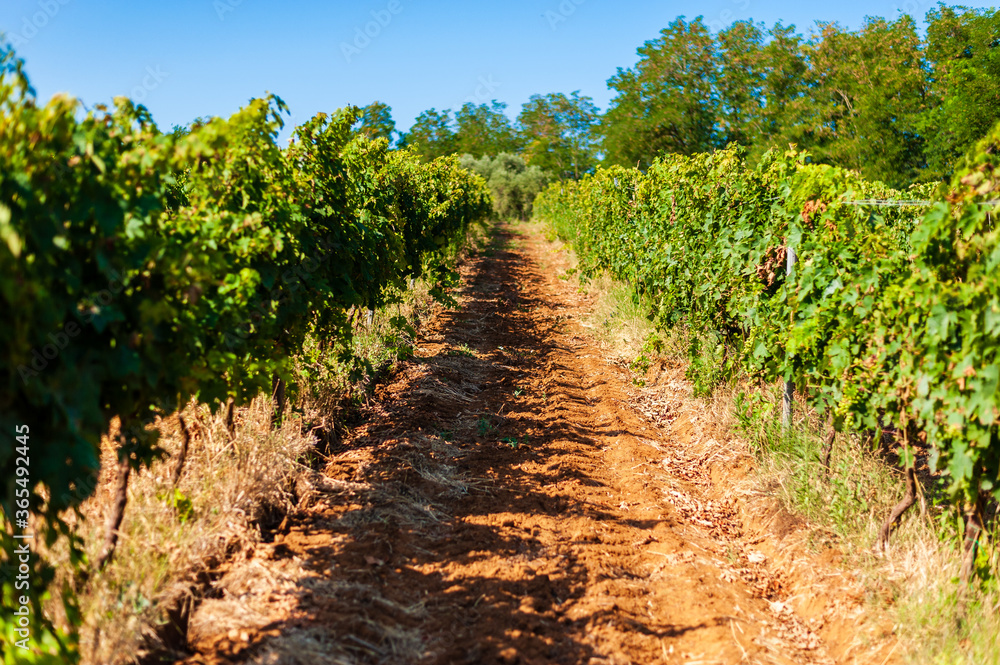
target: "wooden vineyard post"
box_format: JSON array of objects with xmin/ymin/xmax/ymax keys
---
[
  {"xmin": 171, "ymin": 414, "xmax": 192, "ymax": 486},
  {"xmin": 782, "ymin": 244, "xmax": 796, "ymax": 431},
  {"xmin": 97, "ymin": 428, "xmax": 133, "ymax": 570}
]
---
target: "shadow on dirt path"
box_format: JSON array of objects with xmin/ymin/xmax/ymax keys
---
[{"xmin": 173, "ymin": 225, "xmax": 894, "ymax": 665}]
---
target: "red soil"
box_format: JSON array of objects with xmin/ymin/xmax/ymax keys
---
[{"xmin": 176, "ymin": 226, "xmax": 897, "ymax": 665}]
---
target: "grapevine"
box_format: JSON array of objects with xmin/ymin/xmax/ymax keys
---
[
  {"xmin": 535, "ymin": 128, "xmax": 999, "ymax": 573},
  {"xmin": 0, "ymin": 47, "xmax": 491, "ymax": 653}
]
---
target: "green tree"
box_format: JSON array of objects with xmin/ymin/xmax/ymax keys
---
[
  {"xmin": 754, "ymin": 23, "xmax": 811, "ymax": 159},
  {"xmin": 454, "ymin": 101, "xmax": 522, "ymax": 157},
  {"xmin": 356, "ymin": 100, "xmax": 396, "ymax": 143},
  {"xmin": 715, "ymin": 21, "xmax": 766, "ymax": 149},
  {"xmin": 714, "ymin": 21, "xmax": 812, "ymax": 162},
  {"xmin": 459, "ymin": 153, "xmax": 550, "ymax": 219},
  {"xmin": 601, "ymin": 16, "xmax": 717, "ymax": 168},
  {"xmin": 399, "ymin": 107, "xmax": 456, "ymax": 160},
  {"xmin": 804, "ymin": 17, "xmax": 927, "ymax": 188},
  {"xmin": 920, "ymin": 5, "xmax": 1000, "ymax": 180},
  {"xmin": 517, "ymin": 91, "xmax": 600, "ymax": 179}
]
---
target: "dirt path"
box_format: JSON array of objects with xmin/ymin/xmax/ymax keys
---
[{"xmin": 177, "ymin": 226, "xmax": 895, "ymax": 665}]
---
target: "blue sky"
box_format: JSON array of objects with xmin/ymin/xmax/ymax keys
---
[{"xmin": 1, "ymin": 0, "xmax": 996, "ymax": 139}]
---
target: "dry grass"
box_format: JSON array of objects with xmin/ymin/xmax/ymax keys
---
[
  {"xmin": 579, "ymin": 273, "xmax": 658, "ymax": 360},
  {"xmin": 33, "ymin": 222, "xmax": 492, "ymax": 664},
  {"xmin": 179, "ymin": 347, "xmax": 499, "ymax": 664},
  {"xmin": 190, "ymin": 560, "xmax": 431, "ymax": 665},
  {"xmin": 70, "ymin": 398, "xmax": 314, "ymax": 662},
  {"xmin": 524, "ymin": 219, "xmax": 663, "ymax": 364},
  {"xmin": 730, "ymin": 388, "xmax": 1000, "ymax": 663},
  {"xmin": 536, "ymin": 224, "xmax": 1000, "ymax": 665}
]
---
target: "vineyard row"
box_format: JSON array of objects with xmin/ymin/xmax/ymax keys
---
[
  {"xmin": 534, "ymin": 123, "xmax": 1000, "ymax": 575},
  {"xmin": 0, "ymin": 48, "xmax": 492, "ymax": 645}
]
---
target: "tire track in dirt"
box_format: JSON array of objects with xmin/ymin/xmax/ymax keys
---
[{"xmin": 176, "ymin": 226, "xmax": 892, "ymax": 665}]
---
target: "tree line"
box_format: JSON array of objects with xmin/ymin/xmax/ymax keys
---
[
  {"xmin": 355, "ymin": 94, "xmax": 600, "ymax": 184},
  {"xmin": 358, "ymin": 5, "xmax": 1000, "ymax": 189}
]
